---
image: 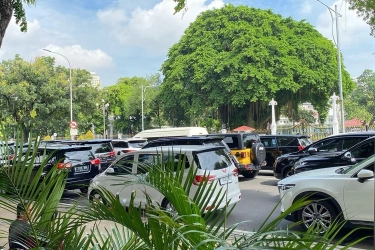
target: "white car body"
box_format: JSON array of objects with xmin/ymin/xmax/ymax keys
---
[
  {"xmin": 88, "ymin": 145, "xmax": 241, "ymax": 212},
  {"xmin": 111, "ymin": 138, "xmax": 148, "ymax": 156},
  {"xmin": 278, "ymin": 155, "xmax": 374, "ymax": 229}
]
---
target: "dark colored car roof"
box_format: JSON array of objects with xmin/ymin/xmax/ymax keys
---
[
  {"xmin": 38, "ymin": 145, "xmax": 93, "ymax": 152},
  {"xmin": 327, "ymin": 131, "xmax": 375, "ymax": 137},
  {"xmin": 143, "ymin": 136, "xmax": 226, "ymax": 148},
  {"xmin": 260, "ymin": 134, "xmax": 310, "ymax": 138},
  {"xmin": 54, "ymin": 139, "xmax": 113, "ymax": 144}
]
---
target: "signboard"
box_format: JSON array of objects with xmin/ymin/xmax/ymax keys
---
[
  {"xmin": 70, "ymin": 128, "xmax": 78, "ymax": 136},
  {"xmin": 69, "ymin": 120, "xmax": 78, "ymax": 129}
]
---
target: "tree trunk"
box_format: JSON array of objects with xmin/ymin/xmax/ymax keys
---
[{"xmin": 0, "ymin": 0, "xmax": 13, "ymax": 48}]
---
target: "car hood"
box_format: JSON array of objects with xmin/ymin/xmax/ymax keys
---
[{"xmin": 279, "ymin": 166, "xmax": 346, "ymax": 184}]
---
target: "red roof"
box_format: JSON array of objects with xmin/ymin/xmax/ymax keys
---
[
  {"xmin": 233, "ymin": 125, "xmax": 255, "ymax": 132},
  {"xmin": 344, "ymin": 118, "xmax": 363, "ymax": 127}
]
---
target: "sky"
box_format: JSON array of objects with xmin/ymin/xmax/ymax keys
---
[{"xmin": 0, "ymin": 0, "xmax": 374, "ymax": 87}]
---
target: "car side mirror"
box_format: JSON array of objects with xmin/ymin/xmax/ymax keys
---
[
  {"xmin": 343, "ymin": 152, "xmax": 352, "ymax": 160},
  {"xmin": 106, "ymin": 167, "xmax": 115, "ymax": 174},
  {"xmin": 357, "ymin": 169, "xmax": 374, "ymax": 183},
  {"xmin": 307, "ymin": 147, "xmax": 317, "ymax": 154}
]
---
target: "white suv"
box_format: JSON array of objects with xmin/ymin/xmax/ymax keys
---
[
  {"xmin": 88, "ymin": 145, "xmax": 241, "ymax": 212},
  {"xmin": 278, "ymin": 155, "xmax": 374, "ymax": 232}
]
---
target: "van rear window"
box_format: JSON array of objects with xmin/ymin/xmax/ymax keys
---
[{"xmin": 194, "ymin": 149, "xmax": 231, "ymax": 170}]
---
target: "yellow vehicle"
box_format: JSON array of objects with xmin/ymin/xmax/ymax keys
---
[{"xmin": 205, "ymin": 132, "xmax": 266, "ymax": 178}]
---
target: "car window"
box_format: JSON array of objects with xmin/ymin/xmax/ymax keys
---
[
  {"xmin": 112, "ymin": 141, "xmax": 129, "ymax": 148},
  {"xmin": 65, "ymin": 150, "xmax": 94, "ymax": 162},
  {"xmin": 313, "ymin": 139, "xmax": 341, "ymax": 152},
  {"xmin": 90, "ymin": 142, "xmax": 113, "ymax": 154},
  {"xmin": 299, "ymin": 138, "xmax": 312, "ymax": 146},
  {"xmin": 277, "ymin": 137, "xmax": 298, "ymax": 146},
  {"xmin": 137, "ymin": 153, "xmax": 158, "ymax": 174},
  {"xmin": 351, "ymin": 141, "xmax": 374, "ymax": 159},
  {"xmin": 194, "ymin": 149, "xmax": 231, "ymax": 170},
  {"xmin": 342, "ymin": 138, "xmax": 367, "ymax": 150},
  {"xmin": 260, "ymin": 137, "xmax": 276, "ymax": 147},
  {"xmin": 112, "ymin": 155, "xmax": 134, "ymax": 174},
  {"xmin": 223, "ymin": 136, "xmax": 239, "ymax": 149}
]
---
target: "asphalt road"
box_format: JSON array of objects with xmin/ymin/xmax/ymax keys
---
[{"xmin": 60, "ymin": 170, "xmax": 374, "ymax": 249}]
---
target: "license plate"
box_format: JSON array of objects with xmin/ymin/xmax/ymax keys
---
[
  {"xmin": 75, "ymin": 165, "xmax": 90, "ymax": 173},
  {"xmin": 219, "ymin": 175, "xmax": 232, "ymax": 185}
]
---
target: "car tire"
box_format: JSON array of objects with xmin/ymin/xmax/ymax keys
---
[
  {"xmin": 282, "ymin": 167, "xmax": 293, "ymax": 179},
  {"xmin": 298, "ymin": 200, "xmax": 338, "ymax": 234},
  {"xmin": 89, "ymin": 190, "xmax": 107, "ymax": 205},
  {"xmin": 251, "ymin": 143, "xmax": 266, "ymax": 165},
  {"xmin": 161, "ymin": 198, "xmax": 177, "ymax": 215},
  {"xmin": 80, "ymin": 187, "xmax": 89, "ymax": 194},
  {"xmin": 242, "ymin": 170, "xmax": 259, "ymax": 178}
]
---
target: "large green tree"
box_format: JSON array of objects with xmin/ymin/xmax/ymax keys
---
[
  {"xmin": 0, "ymin": 55, "xmax": 100, "ymax": 141},
  {"xmin": 0, "ymin": 0, "xmax": 36, "ymax": 47},
  {"xmin": 344, "ymin": 69, "xmax": 375, "ymax": 124},
  {"xmin": 103, "ymin": 74, "xmax": 161, "ymax": 136},
  {"xmin": 347, "ymin": 0, "xmax": 375, "ymax": 37},
  {"xmin": 160, "ymin": 5, "xmax": 353, "ymax": 130}
]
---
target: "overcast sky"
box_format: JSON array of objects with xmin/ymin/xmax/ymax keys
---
[{"xmin": 0, "ymin": 0, "xmax": 373, "ymax": 87}]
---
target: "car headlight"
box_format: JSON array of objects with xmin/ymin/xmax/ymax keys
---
[{"xmin": 278, "ymin": 183, "xmax": 295, "ymax": 192}]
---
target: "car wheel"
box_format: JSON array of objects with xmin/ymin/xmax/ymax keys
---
[
  {"xmin": 161, "ymin": 198, "xmax": 177, "ymax": 215},
  {"xmin": 80, "ymin": 187, "xmax": 89, "ymax": 194},
  {"xmin": 89, "ymin": 190, "xmax": 106, "ymax": 205},
  {"xmin": 251, "ymin": 143, "xmax": 266, "ymax": 165},
  {"xmin": 298, "ymin": 200, "xmax": 337, "ymax": 234},
  {"xmin": 242, "ymin": 170, "xmax": 259, "ymax": 178},
  {"xmin": 282, "ymin": 167, "xmax": 293, "ymax": 179}
]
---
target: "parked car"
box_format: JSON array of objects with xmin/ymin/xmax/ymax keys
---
[
  {"xmin": 112, "ymin": 138, "xmax": 148, "ymax": 156},
  {"xmin": 259, "ymin": 134, "xmax": 311, "ymax": 170},
  {"xmin": 88, "ymin": 145, "xmax": 241, "ymax": 212},
  {"xmin": 133, "ymin": 127, "xmax": 208, "ymax": 140},
  {"xmin": 0, "ymin": 141, "xmax": 15, "ymax": 165},
  {"xmin": 273, "ymin": 131, "xmax": 375, "ymax": 179},
  {"xmin": 204, "ymin": 133, "xmax": 266, "ymax": 178},
  {"xmin": 278, "ymin": 154, "xmax": 374, "ymax": 233},
  {"xmin": 142, "ymin": 136, "xmax": 240, "ymax": 168},
  {"xmin": 292, "ymin": 136, "xmax": 375, "ymax": 175},
  {"xmin": 22, "ymin": 144, "xmax": 101, "ymax": 193},
  {"xmin": 50, "ymin": 139, "xmax": 116, "ymax": 171}
]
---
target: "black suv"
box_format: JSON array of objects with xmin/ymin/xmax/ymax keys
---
[
  {"xmin": 273, "ymin": 131, "xmax": 375, "ymax": 179},
  {"xmin": 32, "ymin": 144, "xmax": 101, "ymax": 193},
  {"xmin": 292, "ymin": 136, "xmax": 375, "ymax": 175},
  {"xmin": 50, "ymin": 139, "xmax": 116, "ymax": 171},
  {"xmin": 204, "ymin": 133, "xmax": 266, "ymax": 178},
  {"xmin": 259, "ymin": 135, "xmax": 311, "ymax": 171}
]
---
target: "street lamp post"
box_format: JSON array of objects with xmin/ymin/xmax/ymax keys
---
[
  {"xmin": 141, "ymin": 84, "xmax": 156, "ymax": 131},
  {"xmin": 43, "ymin": 49, "xmax": 74, "ymax": 139},
  {"xmin": 96, "ymin": 100, "xmax": 109, "ymax": 138},
  {"xmin": 316, "ymin": 1, "xmax": 345, "ymax": 133}
]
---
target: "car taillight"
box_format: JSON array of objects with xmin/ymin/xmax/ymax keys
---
[
  {"xmin": 122, "ymin": 149, "xmax": 134, "ymax": 153},
  {"xmin": 240, "ymin": 152, "xmax": 246, "ymax": 158},
  {"xmin": 90, "ymin": 158, "xmax": 101, "ymax": 165},
  {"xmin": 297, "ymin": 146, "xmax": 305, "ymax": 151},
  {"xmin": 193, "ymin": 175, "xmax": 216, "ymax": 185},
  {"xmin": 232, "ymin": 168, "xmax": 238, "ymax": 177},
  {"xmin": 57, "ymin": 162, "xmax": 73, "ymax": 169},
  {"xmin": 9, "ymin": 155, "xmax": 14, "ymax": 161},
  {"xmin": 109, "ymin": 151, "xmax": 116, "ymax": 157}
]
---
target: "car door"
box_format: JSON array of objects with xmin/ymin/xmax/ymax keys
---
[
  {"xmin": 103, "ymin": 154, "xmax": 135, "ymax": 206},
  {"xmin": 342, "ymin": 162, "xmax": 374, "ymax": 222},
  {"xmin": 132, "ymin": 153, "xmax": 164, "ymax": 207}
]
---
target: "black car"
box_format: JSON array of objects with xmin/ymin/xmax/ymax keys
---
[
  {"xmin": 273, "ymin": 131, "xmax": 375, "ymax": 179},
  {"xmin": 48, "ymin": 139, "xmax": 116, "ymax": 171},
  {"xmin": 32, "ymin": 144, "xmax": 101, "ymax": 193},
  {"xmin": 259, "ymin": 134, "xmax": 311, "ymax": 170},
  {"xmin": 292, "ymin": 136, "xmax": 375, "ymax": 175}
]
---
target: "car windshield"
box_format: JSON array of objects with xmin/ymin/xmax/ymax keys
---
[
  {"xmin": 90, "ymin": 143, "xmax": 113, "ymax": 154},
  {"xmin": 341, "ymin": 155, "xmax": 375, "ymax": 174},
  {"xmin": 194, "ymin": 148, "xmax": 232, "ymax": 170}
]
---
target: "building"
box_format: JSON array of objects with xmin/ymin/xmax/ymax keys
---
[{"xmin": 90, "ymin": 72, "xmax": 101, "ymax": 89}]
